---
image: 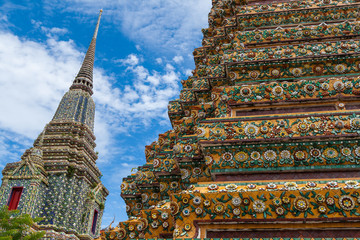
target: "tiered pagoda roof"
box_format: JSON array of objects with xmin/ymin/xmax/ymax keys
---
[{"xmin": 101, "ymin": 0, "xmax": 360, "ymax": 239}]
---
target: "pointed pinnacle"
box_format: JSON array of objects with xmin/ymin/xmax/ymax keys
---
[
  {"xmin": 93, "ymin": 9, "xmax": 103, "ymax": 39},
  {"xmin": 70, "ymin": 10, "xmax": 103, "ymax": 95}
]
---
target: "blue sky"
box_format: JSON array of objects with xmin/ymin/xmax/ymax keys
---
[{"xmin": 0, "ymin": 0, "xmax": 211, "ymax": 227}]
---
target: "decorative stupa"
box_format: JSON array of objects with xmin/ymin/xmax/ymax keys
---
[{"xmin": 0, "ymin": 10, "xmax": 108, "ymax": 240}]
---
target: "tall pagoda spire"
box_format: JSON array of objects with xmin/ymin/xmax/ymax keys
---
[
  {"xmin": 0, "ymin": 10, "xmax": 108, "ymax": 239},
  {"xmin": 70, "ymin": 9, "xmax": 103, "ymax": 95},
  {"xmin": 53, "ymin": 10, "xmax": 103, "ymax": 131}
]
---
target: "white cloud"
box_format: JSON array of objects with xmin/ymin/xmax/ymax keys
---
[
  {"xmin": 43, "ymin": 0, "xmax": 211, "ymax": 60},
  {"xmin": 0, "ymin": 30, "xmax": 181, "ymax": 164},
  {"xmin": 0, "ymin": 130, "xmax": 31, "ymax": 169},
  {"xmin": 165, "ymin": 63, "xmax": 175, "ymax": 72},
  {"xmin": 31, "ymin": 19, "xmax": 68, "ymax": 38},
  {"xmin": 173, "ymin": 55, "xmax": 184, "ymax": 64},
  {"xmin": 0, "ymin": 32, "xmax": 77, "ymax": 138},
  {"xmin": 118, "ymin": 0, "xmax": 211, "ymax": 57},
  {"xmin": 116, "ymin": 53, "xmax": 141, "ymax": 66},
  {"xmin": 42, "ymin": 26, "xmax": 68, "ymax": 36},
  {"xmin": 98, "ymin": 54, "xmax": 180, "ymax": 128}
]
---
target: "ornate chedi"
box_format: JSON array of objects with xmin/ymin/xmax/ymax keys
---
[
  {"xmin": 102, "ymin": 0, "xmax": 360, "ymax": 239},
  {"xmin": 0, "ymin": 11, "xmax": 108, "ymax": 239}
]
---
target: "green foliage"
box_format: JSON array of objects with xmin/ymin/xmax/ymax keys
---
[{"xmin": 0, "ymin": 206, "xmax": 45, "ymax": 240}]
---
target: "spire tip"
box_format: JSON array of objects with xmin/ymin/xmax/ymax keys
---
[{"xmin": 70, "ymin": 11, "xmax": 102, "ymax": 95}]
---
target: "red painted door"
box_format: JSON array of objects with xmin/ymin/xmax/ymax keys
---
[{"xmin": 8, "ymin": 187, "xmax": 23, "ymax": 210}]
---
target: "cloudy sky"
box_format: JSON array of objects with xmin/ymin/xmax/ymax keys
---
[{"xmin": 0, "ymin": 0, "xmax": 212, "ymax": 227}]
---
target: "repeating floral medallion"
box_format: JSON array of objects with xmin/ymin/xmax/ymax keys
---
[
  {"xmin": 224, "ymin": 77, "xmax": 360, "ymax": 104},
  {"xmin": 167, "ymin": 180, "xmax": 360, "ymax": 237},
  {"xmin": 201, "ymin": 140, "xmax": 360, "ymax": 171},
  {"xmin": 198, "ymin": 114, "xmax": 360, "ymax": 141}
]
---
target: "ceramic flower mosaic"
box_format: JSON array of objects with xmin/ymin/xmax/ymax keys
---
[{"xmin": 103, "ymin": 0, "xmax": 360, "ymax": 239}]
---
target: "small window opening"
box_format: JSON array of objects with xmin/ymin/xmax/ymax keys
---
[{"xmin": 91, "ymin": 209, "xmax": 99, "ymax": 234}]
